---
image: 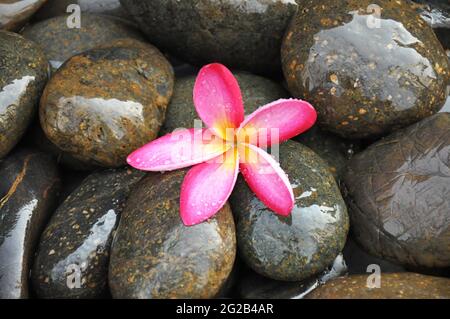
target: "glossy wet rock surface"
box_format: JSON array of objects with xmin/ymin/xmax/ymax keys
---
[
  {"xmin": 161, "ymin": 72, "xmax": 288, "ymax": 134},
  {"xmin": 40, "ymin": 38, "xmax": 174, "ymax": 168},
  {"xmin": 344, "ymin": 113, "xmax": 450, "ymax": 269},
  {"xmin": 306, "ymin": 273, "xmax": 450, "ymax": 299},
  {"xmin": 0, "ymin": 31, "xmax": 48, "ymax": 159},
  {"xmin": 0, "ymin": 149, "xmax": 60, "ymax": 299},
  {"xmin": 282, "ymin": 0, "xmax": 450, "ymax": 138},
  {"xmin": 343, "ymin": 237, "xmax": 405, "ymax": 275},
  {"xmin": 413, "ymin": 0, "xmax": 450, "ymax": 49},
  {"xmin": 109, "ymin": 170, "xmax": 236, "ymax": 299},
  {"xmin": 22, "ymin": 14, "xmax": 143, "ymax": 71},
  {"xmin": 0, "ymin": 0, "xmax": 47, "ymax": 31},
  {"xmin": 32, "ymin": 168, "xmax": 144, "ymax": 299},
  {"xmin": 230, "ymin": 141, "xmax": 349, "ymax": 281},
  {"xmin": 440, "ymin": 94, "xmax": 450, "ymax": 112},
  {"xmin": 238, "ymin": 254, "xmax": 347, "ymax": 299},
  {"xmin": 121, "ymin": 0, "xmax": 298, "ymax": 75},
  {"xmin": 294, "ymin": 126, "xmax": 359, "ymax": 179}
]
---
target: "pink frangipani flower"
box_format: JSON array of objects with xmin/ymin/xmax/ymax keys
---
[{"xmin": 127, "ymin": 63, "xmax": 317, "ymax": 226}]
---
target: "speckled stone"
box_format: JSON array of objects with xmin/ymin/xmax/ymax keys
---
[
  {"xmin": 22, "ymin": 14, "xmax": 143, "ymax": 71},
  {"xmin": 161, "ymin": 72, "xmax": 288, "ymax": 135},
  {"xmin": 109, "ymin": 170, "xmax": 236, "ymax": 299},
  {"xmin": 230, "ymin": 140, "xmax": 349, "ymax": 282},
  {"xmin": 0, "ymin": 149, "xmax": 60, "ymax": 299},
  {"xmin": 39, "ymin": 38, "xmax": 174, "ymax": 168},
  {"xmin": 0, "ymin": 31, "xmax": 48, "ymax": 159},
  {"xmin": 0, "ymin": 0, "xmax": 47, "ymax": 31},
  {"xmin": 282, "ymin": 0, "xmax": 450, "ymax": 139},
  {"xmin": 31, "ymin": 168, "xmax": 144, "ymax": 299},
  {"xmin": 343, "ymin": 113, "xmax": 450, "ymax": 269},
  {"xmin": 238, "ymin": 254, "xmax": 347, "ymax": 299},
  {"xmin": 34, "ymin": 0, "xmax": 132, "ymax": 22},
  {"xmin": 29, "ymin": 122, "xmax": 97, "ymax": 171},
  {"xmin": 120, "ymin": 0, "xmax": 298, "ymax": 75},
  {"xmin": 306, "ymin": 273, "xmax": 450, "ymax": 299},
  {"xmin": 294, "ymin": 126, "xmax": 359, "ymax": 179}
]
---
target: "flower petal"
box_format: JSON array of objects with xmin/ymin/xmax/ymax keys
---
[
  {"xmin": 238, "ymin": 144, "xmax": 294, "ymax": 216},
  {"xmin": 180, "ymin": 148, "xmax": 239, "ymax": 226},
  {"xmin": 237, "ymin": 99, "xmax": 317, "ymax": 147},
  {"xmin": 193, "ymin": 63, "xmax": 245, "ymax": 140},
  {"xmin": 127, "ymin": 128, "xmax": 229, "ymax": 171}
]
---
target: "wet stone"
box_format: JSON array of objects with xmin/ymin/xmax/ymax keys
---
[
  {"xmin": 343, "ymin": 237, "xmax": 405, "ymax": 275},
  {"xmin": 121, "ymin": 0, "xmax": 298, "ymax": 75},
  {"xmin": 343, "ymin": 113, "xmax": 450, "ymax": 269},
  {"xmin": 238, "ymin": 253, "xmax": 347, "ymax": 299},
  {"xmin": 109, "ymin": 170, "xmax": 236, "ymax": 299},
  {"xmin": 413, "ymin": 0, "xmax": 450, "ymax": 49},
  {"xmin": 0, "ymin": 149, "xmax": 61, "ymax": 299},
  {"xmin": 0, "ymin": 31, "xmax": 48, "ymax": 159},
  {"xmin": 22, "ymin": 14, "xmax": 144, "ymax": 71},
  {"xmin": 161, "ymin": 72, "xmax": 288, "ymax": 135},
  {"xmin": 294, "ymin": 126, "xmax": 360, "ymax": 179},
  {"xmin": 230, "ymin": 140, "xmax": 349, "ymax": 282},
  {"xmin": 306, "ymin": 273, "xmax": 450, "ymax": 299},
  {"xmin": 282, "ymin": 0, "xmax": 450, "ymax": 139},
  {"xmin": 0, "ymin": 0, "xmax": 47, "ymax": 31},
  {"xmin": 39, "ymin": 38, "xmax": 174, "ymax": 168},
  {"xmin": 34, "ymin": 0, "xmax": 132, "ymax": 22},
  {"xmin": 29, "ymin": 122, "xmax": 97, "ymax": 171},
  {"xmin": 31, "ymin": 168, "xmax": 144, "ymax": 299}
]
